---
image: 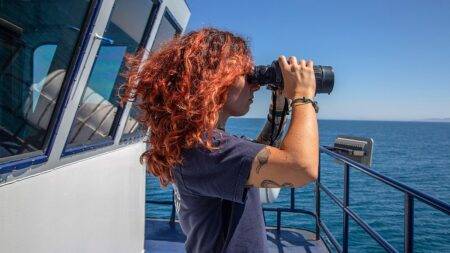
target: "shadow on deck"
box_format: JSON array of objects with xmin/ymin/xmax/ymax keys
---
[{"xmin": 145, "ymin": 219, "xmax": 329, "ymax": 253}]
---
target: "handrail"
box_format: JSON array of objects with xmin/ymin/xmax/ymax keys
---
[
  {"xmin": 318, "ymin": 146, "xmax": 450, "ymax": 253},
  {"xmin": 320, "ymin": 147, "xmax": 450, "ymax": 215},
  {"xmin": 319, "ymin": 183, "xmax": 397, "ymax": 253}
]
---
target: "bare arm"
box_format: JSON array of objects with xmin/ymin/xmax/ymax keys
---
[{"xmin": 247, "ymin": 56, "xmax": 319, "ymax": 188}]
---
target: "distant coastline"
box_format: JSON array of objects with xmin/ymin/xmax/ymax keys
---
[
  {"xmin": 238, "ymin": 117, "xmax": 450, "ymax": 123},
  {"xmin": 421, "ymin": 118, "xmax": 450, "ymax": 122}
]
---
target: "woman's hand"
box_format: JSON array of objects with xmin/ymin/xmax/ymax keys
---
[{"xmin": 278, "ymin": 55, "xmax": 316, "ymax": 99}]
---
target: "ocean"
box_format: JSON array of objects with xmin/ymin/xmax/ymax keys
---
[{"xmin": 146, "ymin": 119, "xmax": 450, "ymax": 252}]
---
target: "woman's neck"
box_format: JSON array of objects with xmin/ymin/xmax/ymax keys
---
[{"xmin": 217, "ymin": 110, "xmax": 229, "ymax": 130}]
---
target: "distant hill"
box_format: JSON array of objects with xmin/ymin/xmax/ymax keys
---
[{"xmin": 241, "ymin": 117, "xmax": 450, "ymax": 122}]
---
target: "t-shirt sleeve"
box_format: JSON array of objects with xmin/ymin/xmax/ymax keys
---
[{"xmin": 177, "ymin": 134, "xmax": 264, "ymax": 203}]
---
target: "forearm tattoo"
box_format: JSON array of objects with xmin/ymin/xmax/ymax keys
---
[
  {"xmin": 256, "ymin": 148, "xmax": 270, "ymax": 173},
  {"xmin": 260, "ymin": 179, "xmax": 294, "ymax": 188}
]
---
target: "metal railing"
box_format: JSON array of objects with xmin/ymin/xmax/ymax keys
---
[
  {"xmin": 146, "ymin": 146, "xmax": 450, "ymax": 253},
  {"xmin": 316, "ymin": 146, "xmax": 450, "ymax": 253},
  {"xmin": 146, "ymin": 194, "xmax": 177, "ymax": 225},
  {"xmin": 262, "ymin": 187, "xmax": 317, "ymax": 233}
]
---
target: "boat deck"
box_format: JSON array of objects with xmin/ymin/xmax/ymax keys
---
[{"xmin": 145, "ymin": 219, "xmax": 329, "ymax": 253}]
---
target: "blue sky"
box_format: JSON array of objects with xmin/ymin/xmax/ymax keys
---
[{"xmin": 186, "ymin": 0, "xmax": 450, "ymax": 121}]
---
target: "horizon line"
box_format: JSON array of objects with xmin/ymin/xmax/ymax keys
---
[{"xmin": 233, "ymin": 117, "xmax": 450, "ymax": 123}]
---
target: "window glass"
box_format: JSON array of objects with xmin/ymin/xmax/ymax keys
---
[
  {"xmin": 151, "ymin": 12, "xmax": 181, "ymax": 51},
  {"xmin": 66, "ymin": 0, "xmax": 154, "ymax": 148},
  {"xmin": 32, "ymin": 45, "xmax": 57, "ymax": 112},
  {"xmin": 121, "ymin": 11, "xmax": 181, "ymax": 140},
  {"xmin": 0, "ymin": 1, "xmax": 92, "ymax": 162}
]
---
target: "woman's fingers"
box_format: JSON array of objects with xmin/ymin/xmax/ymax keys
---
[
  {"xmin": 299, "ymin": 59, "xmax": 306, "ymax": 68},
  {"xmin": 279, "ymin": 55, "xmax": 314, "ymax": 69},
  {"xmin": 288, "ymin": 56, "xmax": 298, "ymax": 72},
  {"xmin": 277, "ymin": 55, "xmax": 316, "ymax": 99},
  {"xmin": 288, "ymin": 56, "xmax": 298, "ymax": 65},
  {"xmin": 278, "ymin": 55, "xmax": 289, "ymax": 70}
]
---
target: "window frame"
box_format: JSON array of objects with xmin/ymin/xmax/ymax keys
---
[
  {"xmin": 161, "ymin": 7, "xmax": 183, "ymax": 39},
  {"xmin": 61, "ymin": 0, "xmax": 162, "ymax": 156},
  {"xmin": 114, "ymin": 0, "xmax": 164, "ymax": 144},
  {"xmin": 120, "ymin": 6, "xmax": 183, "ymax": 144},
  {"xmin": 0, "ymin": 0, "xmax": 102, "ymax": 174}
]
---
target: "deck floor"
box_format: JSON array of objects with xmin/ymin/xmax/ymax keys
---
[{"xmin": 145, "ymin": 219, "xmax": 329, "ymax": 253}]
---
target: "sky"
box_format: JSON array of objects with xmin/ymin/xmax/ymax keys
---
[{"xmin": 185, "ymin": 0, "xmax": 450, "ymax": 121}]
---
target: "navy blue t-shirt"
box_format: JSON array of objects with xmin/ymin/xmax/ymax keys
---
[{"xmin": 172, "ymin": 129, "xmax": 268, "ymax": 253}]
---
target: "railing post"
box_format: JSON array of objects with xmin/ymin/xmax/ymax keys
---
[
  {"xmin": 277, "ymin": 210, "xmax": 281, "ymax": 234},
  {"xmin": 290, "ymin": 188, "xmax": 295, "ymax": 209},
  {"xmin": 343, "ymin": 164, "xmax": 350, "ymax": 253},
  {"xmin": 170, "ymin": 190, "xmax": 176, "ymax": 226},
  {"xmin": 315, "ymin": 151, "xmax": 321, "ymax": 240},
  {"xmin": 404, "ymin": 194, "xmax": 414, "ymax": 253}
]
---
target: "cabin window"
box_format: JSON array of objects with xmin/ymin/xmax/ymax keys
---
[
  {"xmin": 151, "ymin": 10, "xmax": 182, "ymax": 52},
  {"xmin": 121, "ymin": 10, "xmax": 182, "ymax": 141},
  {"xmin": 32, "ymin": 45, "xmax": 58, "ymax": 112},
  {"xmin": 0, "ymin": 1, "xmax": 92, "ymax": 163},
  {"xmin": 65, "ymin": 0, "xmax": 154, "ymax": 150}
]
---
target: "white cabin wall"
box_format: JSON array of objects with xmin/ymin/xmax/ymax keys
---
[
  {"xmin": 0, "ymin": 1, "xmax": 191, "ymax": 252},
  {"xmin": 0, "ymin": 142, "xmax": 146, "ymax": 253}
]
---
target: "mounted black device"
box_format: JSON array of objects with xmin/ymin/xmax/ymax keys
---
[{"xmin": 329, "ymin": 135, "xmax": 374, "ymax": 167}]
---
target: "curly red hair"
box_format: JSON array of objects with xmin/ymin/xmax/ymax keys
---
[{"xmin": 121, "ymin": 28, "xmax": 254, "ymax": 186}]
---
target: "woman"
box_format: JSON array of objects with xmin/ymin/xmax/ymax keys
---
[{"xmin": 122, "ymin": 28, "xmax": 319, "ymax": 253}]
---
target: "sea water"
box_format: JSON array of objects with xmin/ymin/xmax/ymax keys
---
[{"xmin": 146, "ymin": 119, "xmax": 450, "ymax": 252}]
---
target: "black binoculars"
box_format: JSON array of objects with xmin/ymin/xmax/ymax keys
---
[{"xmin": 247, "ymin": 60, "xmax": 334, "ymax": 94}]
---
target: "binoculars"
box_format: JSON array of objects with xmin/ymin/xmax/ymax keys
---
[{"xmin": 247, "ymin": 60, "xmax": 334, "ymax": 94}]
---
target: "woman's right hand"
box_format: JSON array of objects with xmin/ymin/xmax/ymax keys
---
[{"xmin": 278, "ymin": 55, "xmax": 316, "ymax": 99}]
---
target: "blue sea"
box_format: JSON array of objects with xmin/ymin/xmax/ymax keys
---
[{"xmin": 146, "ymin": 119, "xmax": 450, "ymax": 252}]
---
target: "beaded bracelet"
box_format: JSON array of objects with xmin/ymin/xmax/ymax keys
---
[{"xmin": 290, "ymin": 97, "xmax": 319, "ymax": 113}]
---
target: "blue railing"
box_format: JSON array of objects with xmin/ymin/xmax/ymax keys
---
[
  {"xmin": 146, "ymin": 146, "xmax": 450, "ymax": 253},
  {"xmin": 316, "ymin": 146, "xmax": 450, "ymax": 253}
]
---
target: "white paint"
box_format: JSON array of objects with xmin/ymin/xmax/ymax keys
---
[
  {"xmin": 0, "ymin": 1, "xmax": 191, "ymax": 252},
  {"xmin": 0, "ymin": 142, "xmax": 147, "ymax": 253}
]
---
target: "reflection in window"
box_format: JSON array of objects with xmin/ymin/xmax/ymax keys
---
[
  {"xmin": 121, "ymin": 11, "xmax": 181, "ymax": 140},
  {"xmin": 121, "ymin": 97, "xmax": 145, "ymax": 139},
  {"xmin": 87, "ymin": 46, "xmax": 127, "ymax": 99},
  {"xmin": 32, "ymin": 45, "xmax": 57, "ymax": 112},
  {"xmin": 66, "ymin": 0, "xmax": 154, "ymax": 148},
  {"xmin": 0, "ymin": 1, "xmax": 91, "ymax": 162},
  {"xmin": 151, "ymin": 11, "xmax": 181, "ymax": 51}
]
